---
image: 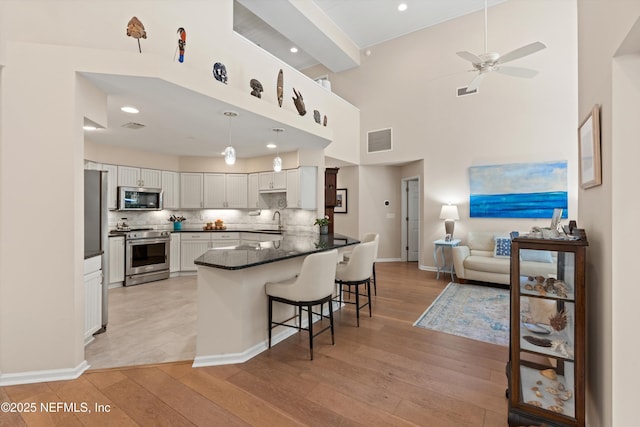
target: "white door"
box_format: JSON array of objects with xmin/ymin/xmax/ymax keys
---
[{"xmin": 407, "ymin": 179, "xmax": 419, "ymax": 262}]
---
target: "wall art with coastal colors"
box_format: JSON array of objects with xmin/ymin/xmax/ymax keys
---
[{"xmin": 469, "ymin": 161, "xmax": 568, "ymax": 218}]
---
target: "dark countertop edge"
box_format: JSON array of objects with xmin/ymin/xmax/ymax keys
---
[
  {"xmin": 109, "ymin": 229, "xmax": 282, "ymax": 236},
  {"xmin": 194, "ymin": 234, "xmax": 359, "ymax": 270},
  {"xmin": 84, "ymin": 250, "xmax": 104, "ymax": 260}
]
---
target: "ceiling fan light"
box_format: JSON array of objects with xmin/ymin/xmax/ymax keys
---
[
  {"xmin": 224, "ymin": 146, "xmax": 236, "ymax": 165},
  {"xmin": 273, "ymin": 155, "xmax": 282, "ymax": 172}
]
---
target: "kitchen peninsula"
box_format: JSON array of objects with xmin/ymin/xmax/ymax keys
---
[{"xmin": 193, "ymin": 232, "xmax": 359, "ymax": 367}]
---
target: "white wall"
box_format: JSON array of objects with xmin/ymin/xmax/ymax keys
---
[
  {"xmin": 309, "ymin": 0, "xmax": 578, "ymax": 269},
  {"xmin": 0, "ymin": 0, "xmax": 357, "ymax": 382},
  {"xmin": 577, "ymin": 3, "xmax": 640, "ymax": 426}
]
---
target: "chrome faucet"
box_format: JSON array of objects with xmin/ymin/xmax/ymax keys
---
[{"xmin": 272, "ymin": 210, "xmax": 282, "ymax": 231}]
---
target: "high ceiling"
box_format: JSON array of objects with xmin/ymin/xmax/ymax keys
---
[{"xmin": 87, "ymin": 0, "xmax": 507, "ymax": 160}]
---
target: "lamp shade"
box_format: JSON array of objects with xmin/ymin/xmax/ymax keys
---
[
  {"xmin": 224, "ymin": 146, "xmax": 236, "ymax": 165},
  {"xmin": 439, "ymin": 204, "xmax": 459, "ymax": 220}
]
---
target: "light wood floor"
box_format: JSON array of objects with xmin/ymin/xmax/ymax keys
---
[{"xmin": 1, "ymin": 262, "xmax": 509, "ymax": 426}]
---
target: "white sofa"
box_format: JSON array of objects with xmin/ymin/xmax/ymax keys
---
[{"xmin": 452, "ymin": 231, "xmax": 557, "ymax": 286}]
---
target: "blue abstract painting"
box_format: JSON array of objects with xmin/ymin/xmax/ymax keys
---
[{"xmin": 469, "ymin": 161, "xmax": 568, "ymax": 218}]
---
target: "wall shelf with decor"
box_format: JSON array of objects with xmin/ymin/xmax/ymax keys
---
[{"xmin": 507, "ymin": 234, "xmax": 588, "ymax": 427}]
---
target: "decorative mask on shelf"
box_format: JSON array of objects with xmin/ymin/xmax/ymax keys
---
[
  {"xmin": 292, "ymin": 88, "xmax": 306, "ymax": 116},
  {"xmin": 213, "ymin": 62, "xmax": 228, "ymax": 84},
  {"xmin": 176, "ymin": 27, "xmax": 186, "ymax": 63},
  {"xmin": 313, "ymin": 110, "xmax": 321, "ymax": 124},
  {"xmin": 277, "ymin": 69, "xmax": 284, "ymax": 107},
  {"xmin": 250, "ymin": 79, "xmax": 263, "ymax": 98},
  {"xmin": 126, "ymin": 16, "xmax": 147, "ymax": 53}
]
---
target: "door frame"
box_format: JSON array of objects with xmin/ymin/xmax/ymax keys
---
[{"xmin": 401, "ymin": 176, "xmax": 421, "ymax": 262}]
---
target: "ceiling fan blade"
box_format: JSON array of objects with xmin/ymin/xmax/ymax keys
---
[
  {"xmin": 497, "ymin": 41, "xmax": 546, "ymax": 64},
  {"xmin": 495, "ymin": 66, "xmax": 539, "ymax": 78},
  {"xmin": 466, "ymin": 73, "xmax": 486, "ymax": 92},
  {"xmin": 457, "ymin": 51, "xmax": 483, "ymax": 65}
]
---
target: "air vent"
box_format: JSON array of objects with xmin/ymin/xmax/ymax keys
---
[
  {"xmin": 121, "ymin": 122, "xmax": 146, "ymax": 130},
  {"xmin": 367, "ymin": 128, "xmax": 392, "ymax": 153},
  {"xmin": 457, "ymin": 86, "xmax": 478, "ymax": 97}
]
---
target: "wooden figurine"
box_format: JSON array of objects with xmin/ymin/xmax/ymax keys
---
[
  {"xmin": 292, "ymin": 88, "xmax": 306, "ymax": 116},
  {"xmin": 277, "ymin": 69, "xmax": 284, "ymax": 107},
  {"xmin": 126, "ymin": 16, "xmax": 146, "ymax": 53}
]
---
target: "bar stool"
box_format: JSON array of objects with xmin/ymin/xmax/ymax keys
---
[
  {"xmin": 334, "ymin": 240, "xmax": 377, "ymax": 327},
  {"xmin": 342, "ymin": 233, "xmax": 379, "ymax": 294},
  {"xmin": 265, "ymin": 249, "xmax": 339, "ymax": 360}
]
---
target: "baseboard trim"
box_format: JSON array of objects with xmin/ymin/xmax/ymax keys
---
[
  {"xmin": 419, "ymin": 265, "xmax": 437, "ymax": 272},
  {"xmin": 0, "ymin": 360, "xmax": 90, "ymax": 386},
  {"xmin": 192, "ymin": 328, "xmax": 297, "ymax": 368},
  {"xmin": 376, "ymin": 258, "xmax": 402, "ymax": 262},
  {"xmin": 193, "ymin": 304, "xmax": 337, "ymax": 368}
]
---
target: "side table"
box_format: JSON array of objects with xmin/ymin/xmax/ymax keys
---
[{"xmin": 433, "ymin": 239, "xmax": 461, "ymax": 281}]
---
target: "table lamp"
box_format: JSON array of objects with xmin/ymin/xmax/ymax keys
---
[{"xmin": 439, "ymin": 204, "xmax": 459, "ymax": 238}]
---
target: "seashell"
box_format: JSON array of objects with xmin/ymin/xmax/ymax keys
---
[
  {"xmin": 549, "ymin": 405, "xmax": 564, "ymax": 413},
  {"xmin": 527, "ymin": 400, "xmax": 543, "ymax": 407},
  {"xmin": 535, "ymin": 390, "xmax": 543, "ymax": 398},
  {"xmin": 536, "ymin": 380, "xmax": 543, "ymax": 385},
  {"xmin": 558, "ymin": 390, "xmax": 573, "ymax": 401},
  {"xmin": 533, "ymin": 284, "xmax": 546, "ymax": 295},
  {"xmin": 528, "ymin": 276, "xmax": 535, "ymax": 281},
  {"xmin": 550, "ymin": 310, "xmax": 568, "ymax": 332},
  {"xmin": 531, "ymin": 386, "xmax": 539, "ymax": 391},
  {"xmin": 544, "ymin": 281, "xmax": 556, "ymax": 293},
  {"xmin": 554, "ymin": 397, "xmax": 565, "ymax": 406},
  {"xmin": 558, "ymin": 383, "xmax": 566, "ymax": 391},
  {"xmin": 546, "ymin": 386, "xmax": 559, "ymax": 395},
  {"xmin": 540, "ymin": 369, "xmax": 557, "ymax": 380},
  {"xmin": 535, "ymin": 275, "xmax": 545, "ymax": 284},
  {"xmin": 524, "ymin": 335, "xmax": 552, "ymax": 347},
  {"xmin": 525, "ymin": 283, "xmax": 534, "ymax": 291}
]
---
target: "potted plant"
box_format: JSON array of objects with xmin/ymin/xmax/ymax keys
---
[
  {"xmin": 169, "ymin": 215, "xmax": 186, "ymax": 231},
  {"xmin": 314, "ymin": 215, "xmax": 330, "ymax": 235}
]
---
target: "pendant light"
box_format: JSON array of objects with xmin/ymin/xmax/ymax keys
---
[
  {"xmin": 223, "ymin": 111, "xmax": 238, "ymax": 165},
  {"xmin": 271, "ymin": 127, "xmax": 284, "ymax": 172}
]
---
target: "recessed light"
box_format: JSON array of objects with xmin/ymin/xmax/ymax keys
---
[
  {"xmin": 121, "ymin": 106, "xmax": 139, "ymax": 114},
  {"xmin": 398, "ymin": 2, "xmax": 408, "ymax": 12},
  {"xmin": 290, "ymin": 47, "xmax": 298, "ymax": 53},
  {"xmin": 266, "ymin": 143, "xmax": 277, "ymax": 149}
]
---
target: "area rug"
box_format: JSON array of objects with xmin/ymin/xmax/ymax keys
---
[{"xmin": 413, "ymin": 282, "xmax": 509, "ymax": 346}]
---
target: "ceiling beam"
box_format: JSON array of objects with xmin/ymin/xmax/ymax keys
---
[{"xmin": 237, "ymin": 0, "xmax": 360, "ymax": 72}]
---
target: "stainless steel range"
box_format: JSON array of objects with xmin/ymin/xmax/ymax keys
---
[{"xmin": 124, "ymin": 229, "xmax": 171, "ymax": 286}]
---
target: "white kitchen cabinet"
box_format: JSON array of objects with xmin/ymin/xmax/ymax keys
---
[
  {"xmin": 84, "ymin": 160, "xmax": 101, "ymax": 170},
  {"xmin": 225, "ymin": 174, "xmax": 248, "ymax": 208},
  {"xmin": 204, "ymin": 173, "xmax": 247, "ymax": 208},
  {"xmin": 203, "ymin": 173, "xmax": 226, "ymax": 208},
  {"xmin": 102, "ymin": 163, "xmax": 119, "ymax": 210},
  {"xmin": 118, "ymin": 166, "xmax": 162, "ymax": 188},
  {"xmin": 286, "ymin": 167, "xmax": 317, "ymax": 209},
  {"xmin": 180, "ymin": 233, "xmax": 210, "ymax": 271},
  {"xmin": 170, "ymin": 232, "xmax": 181, "ymax": 273},
  {"xmin": 84, "ymin": 255, "xmax": 102, "ymax": 345},
  {"xmin": 108, "ymin": 236, "xmax": 125, "ymax": 285},
  {"xmin": 247, "ymin": 173, "xmax": 261, "ymax": 209},
  {"xmin": 211, "ymin": 232, "xmax": 240, "ymax": 248},
  {"xmin": 258, "ymin": 171, "xmax": 287, "ymax": 192},
  {"xmin": 162, "ymin": 170, "xmax": 180, "ymax": 209},
  {"xmin": 180, "ymin": 173, "xmax": 204, "ymax": 208}
]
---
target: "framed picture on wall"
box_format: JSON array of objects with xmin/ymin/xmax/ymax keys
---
[
  {"xmin": 578, "ymin": 104, "xmax": 602, "ymax": 189},
  {"xmin": 335, "ymin": 188, "xmax": 347, "ymax": 213}
]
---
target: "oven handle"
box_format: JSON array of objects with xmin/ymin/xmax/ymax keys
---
[{"xmin": 127, "ymin": 238, "xmax": 170, "ymax": 245}]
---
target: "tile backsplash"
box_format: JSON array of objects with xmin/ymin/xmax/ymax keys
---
[{"xmin": 108, "ymin": 208, "xmax": 318, "ymax": 234}]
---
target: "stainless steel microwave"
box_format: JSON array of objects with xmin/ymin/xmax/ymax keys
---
[{"xmin": 118, "ymin": 187, "xmax": 163, "ymax": 211}]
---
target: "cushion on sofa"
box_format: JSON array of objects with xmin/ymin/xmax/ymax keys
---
[
  {"xmin": 467, "ymin": 232, "xmax": 500, "ymax": 251},
  {"xmin": 494, "ymin": 236, "xmax": 512, "ymax": 258}
]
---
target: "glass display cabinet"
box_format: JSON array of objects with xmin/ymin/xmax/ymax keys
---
[{"xmin": 507, "ymin": 235, "xmax": 587, "ymax": 427}]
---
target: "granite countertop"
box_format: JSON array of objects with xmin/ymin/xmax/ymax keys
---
[
  {"xmin": 194, "ymin": 232, "xmax": 359, "ymax": 270},
  {"xmin": 109, "ymin": 228, "xmax": 284, "ymax": 236}
]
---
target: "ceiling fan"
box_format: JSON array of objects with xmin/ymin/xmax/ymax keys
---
[{"xmin": 457, "ymin": 0, "xmax": 546, "ymax": 92}]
